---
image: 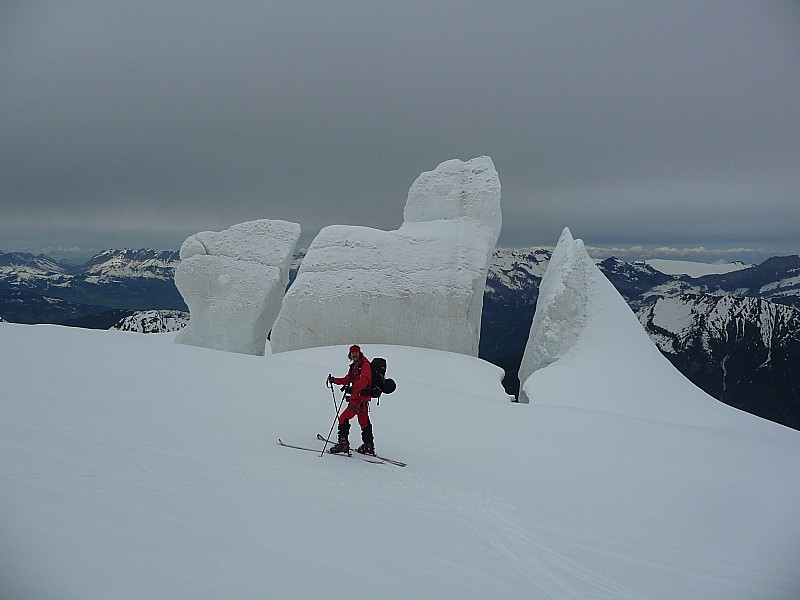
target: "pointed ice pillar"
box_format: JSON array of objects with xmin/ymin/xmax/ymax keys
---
[
  {"xmin": 270, "ymin": 156, "xmax": 501, "ymax": 355},
  {"xmin": 174, "ymin": 219, "xmax": 300, "ymax": 355},
  {"xmin": 517, "ymin": 228, "xmax": 590, "ymax": 403},
  {"xmin": 518, "ymin": 227, "xmax": 744, "ymax": 426}
]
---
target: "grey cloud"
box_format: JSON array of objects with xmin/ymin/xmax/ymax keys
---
[{"xmin": 1, "ymin": 1, "xmax": 798, "ymax": 262}]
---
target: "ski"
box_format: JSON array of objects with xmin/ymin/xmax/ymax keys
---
[
  {"xmin": 278, "ymin": 439, "xmax": 385, "ymax": 465},
  {"xmin": 317, "ymin": 434, "xmax": 407, "ymax": 467}
]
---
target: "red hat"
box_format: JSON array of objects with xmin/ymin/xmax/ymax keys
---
[{"xmin": 349, "ymin": 345, "xmax": 361, "ymax": 354}]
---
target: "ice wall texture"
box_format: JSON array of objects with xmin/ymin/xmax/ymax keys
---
[
  {"xmin": 175, "ymin": 219, "xmax": 300, "ymax": 355},
  {"xmin": 518, "ymin": 228, "xmax": 589, "ymax": 403},
  {"xmin": 270, "ymin": 156, "xmax": 501, "ymax": 355}
]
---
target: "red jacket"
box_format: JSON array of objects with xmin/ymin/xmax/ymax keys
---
[{"xmin": 332, "ymin": 354, "xmax": 372, "ymax": 403}]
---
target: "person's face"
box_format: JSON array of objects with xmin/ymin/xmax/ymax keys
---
[{"xmin": 349, "ymin": 351, "xmax": 359, "ymax": 362}]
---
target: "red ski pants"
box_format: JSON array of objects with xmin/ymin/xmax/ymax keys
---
[{"xmin": 339, "ymin": 401, "xmax": 370, "ymax": 428}]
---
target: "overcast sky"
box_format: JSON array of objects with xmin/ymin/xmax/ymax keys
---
[{"xmin": 1, "ymin": 1, "xmax": 798, "ymax": 264}]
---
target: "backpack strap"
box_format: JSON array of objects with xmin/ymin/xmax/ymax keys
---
[{"xmin": 347, "ymin": 361, "xmax": 362, "ymax": 382}]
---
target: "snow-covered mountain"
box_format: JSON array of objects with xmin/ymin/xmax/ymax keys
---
[
  {"xmin": 608, "ymin": 257, "xmax": 800, "ymax": 429},
  {"xmin": 112, "ymin": 310, "xmax": 189, "ymax": 333},
  {"xmin": 0, "ymin": 248, "xmax": 180, "ymax": 287},
  {"xmin": 639, "ymin": 294, "xmax": 800, "ymax": 356},
  {"xmin": 485, "ymin": 247, "xmax": 551, "ymax": 292},
  {"xmin": 0, "ymin": 249, "xmax": 184, "ymax": 323},
  {"xmin": 640, "ymin": 255, "xmax": 800, "ymax": 308},
  {"xmin": 595, "ymin": 257, "xmax": 674, "ymax": 307},
  {"xmin": 0, "ymin": 251, "xmax": 76, "ymax": 286},
  {"xmin": 80, "ymin": 248, "xmax": 179, "ymax": 282},
  {"xmin": 697, "ymin": 255, "xmax": 800, "ymax": 306},
  {"xmin": 638, "ymin": 293, "xmax": 800, "ymax": 428},
  {"xmin": 2, "ymin": 240, "xmax": 799, "ymax": 599},
  {"xmin": 478, "ymin": 248, "xmax": 551, "ymax": 384}
]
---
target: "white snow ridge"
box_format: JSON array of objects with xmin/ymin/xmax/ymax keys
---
[
  {"xmin": 270, "ymin": 156, "xmax": 501, "ymax": 355},
  {"xmin": 175, "ymin": 219, "xmax": 300, "ymax": 355}
]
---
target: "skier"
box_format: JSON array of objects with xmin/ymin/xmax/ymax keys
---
[{"xmin": 327, "ymin": 344, "xmax": 375, "ymax": 455}]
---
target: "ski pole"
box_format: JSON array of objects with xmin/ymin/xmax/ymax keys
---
[
  {"xmin": 327, "ymin": 379, "xmax": 340, "ymax": 416},
  {"xmin": 321, "ymin": 385, "xmax": 348, "ymax": 457}
]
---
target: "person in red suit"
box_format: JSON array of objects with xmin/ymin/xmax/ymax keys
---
[{"xmin": 327, "ymin": 345, "xmax": 375, "ymax": 455}]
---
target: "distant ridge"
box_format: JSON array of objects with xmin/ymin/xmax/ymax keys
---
[{"xmin": 0, "ymin": 248, "xmax": 185, "ymax": 323}]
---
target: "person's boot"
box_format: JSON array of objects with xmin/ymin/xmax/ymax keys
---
[
  {"xmin": 356, "ymin": 423, "xmax": 375, "ymax": 455},
  {"xmin": 329, "ymin": 422, "xmax": 350, "ymax": 454}
]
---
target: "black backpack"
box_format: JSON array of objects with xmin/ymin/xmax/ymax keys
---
[{"xmin": 368, "ymin": 357, "xmax": 396, "ymax": 399}]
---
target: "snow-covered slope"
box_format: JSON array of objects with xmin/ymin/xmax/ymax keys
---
[{"xmin": 2, "ymin": 281, "xmax": 799, "ymax": 597}]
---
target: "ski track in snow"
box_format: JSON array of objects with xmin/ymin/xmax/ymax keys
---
[{"xmin": 426, "ymin": 485, "xmax": 643, "ymax": 600}]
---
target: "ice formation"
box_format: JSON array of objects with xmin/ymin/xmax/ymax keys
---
[
  {"xmin": 175, "ymin": 219, "xmax": 300, "ymax": 355},
  {"xmin": 517, "ymin": 227, "xmax": 746, "ymax": 425},
  {"xmin": 270, "ymin": 156, "xmax": 501, "ymax": 355},
  {"xmin": 517, "ymin": 228, "xmax": 589, "ymax": 402}
]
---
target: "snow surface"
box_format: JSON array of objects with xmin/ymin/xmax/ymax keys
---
[
  {"xmin": 175, "ymin": 219, "xmax": 300, "ymax": 356},
  {"xmin": 270, "ymin": 156, "xmax": 501, "ymax": 356},
  {"xmin": 3, "ymin": 257, "xmax": 800, "ymax": 599},
  {"xmin": 644, "ymin": 259, "xmax": 750, "ymax": 277}
]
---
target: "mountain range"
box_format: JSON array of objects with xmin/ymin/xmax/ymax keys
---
[
  {"xmin": 0, "ymin": 249, "xmax": 184, "ymax": 326},
  {"xmin": 2, "ymin": 247, "xmax": 799, "ymax": 430}
]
